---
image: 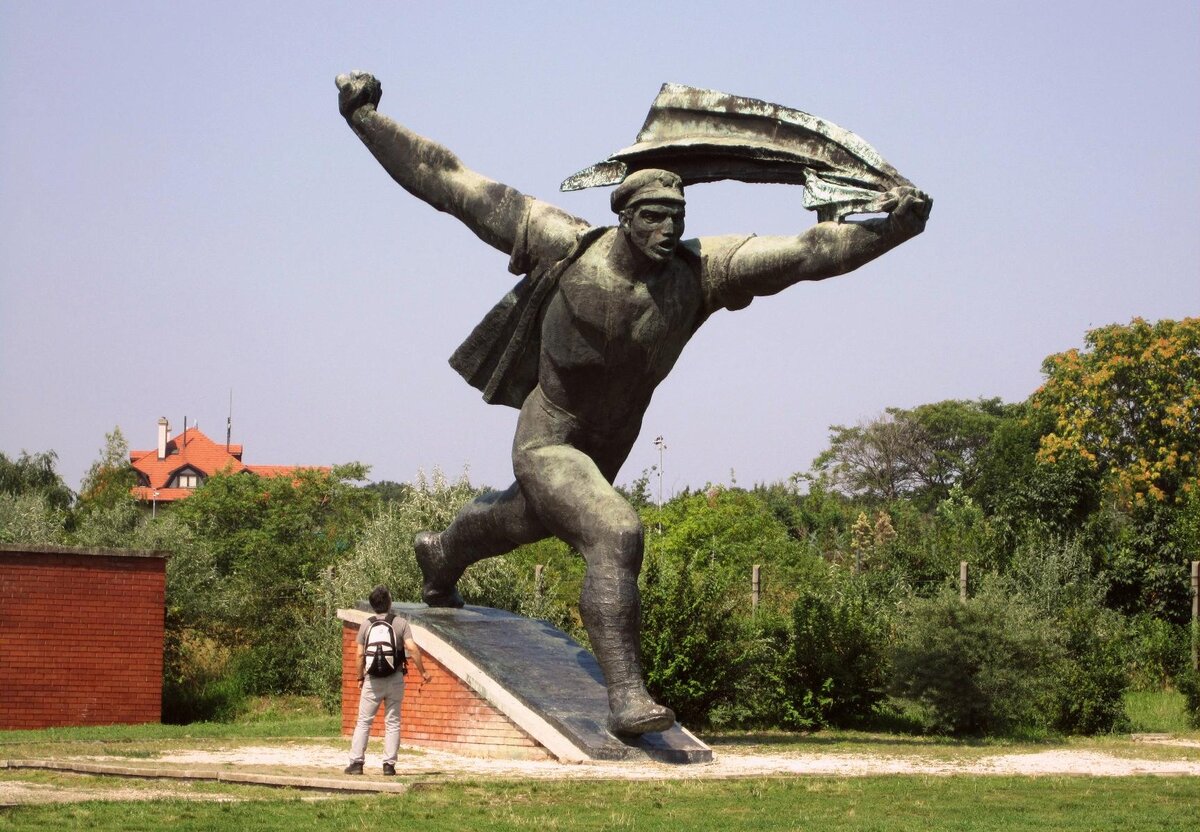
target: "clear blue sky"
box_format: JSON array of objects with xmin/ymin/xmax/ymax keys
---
[{"xmin": 2, "ymin": 0, "xmax": 1197, "ymax": 495}]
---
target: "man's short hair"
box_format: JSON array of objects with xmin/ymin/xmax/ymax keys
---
[
  {"xmin": 368, "ymin": 584, "xmax": 392, "ymax": 613},
  {"xmin": 611, "ymin": 168, "xmax": 685, "ymax": 214}
]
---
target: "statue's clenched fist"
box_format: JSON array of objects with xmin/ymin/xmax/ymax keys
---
[
  {"xmin": 336, "ymin": 71, "xmax": 382, "ymax": 122},
  {"xmin": 879, "ymin": 185, "xmax": 932, "ymax": 237}
]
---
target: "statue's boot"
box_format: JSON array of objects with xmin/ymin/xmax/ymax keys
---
[
  {"xmin": 580, "ymin": 579, "xmax": 675, "ymax": 735},
  {"xmin": 413, "ymin": 531, "xmax": 465, "ymax": 608},
  {"xmin": 606, "ymin": 679, "xmax": 675, "ymax": 736}
]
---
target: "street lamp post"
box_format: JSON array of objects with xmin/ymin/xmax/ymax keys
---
[{"xmin": 653, "ymin": 435, "xmax": 666, "ymax": 534}]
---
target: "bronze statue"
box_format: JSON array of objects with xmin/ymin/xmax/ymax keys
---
[{"xmin": 336, "ymin": 72, "xmax": 931, "ymax": 736}]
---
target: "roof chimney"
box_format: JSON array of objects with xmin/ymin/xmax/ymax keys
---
[{"xmin": 157, "ymin": 417, "xmax": 170, "ymax": 461}]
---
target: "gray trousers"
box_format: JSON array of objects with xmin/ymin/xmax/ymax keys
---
[{"xmin": 348, "ymin": 672, "xmax": 405, "ymax": 765}]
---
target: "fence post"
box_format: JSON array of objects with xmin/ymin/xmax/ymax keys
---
[
  {"xmin": 751, "ymin": 564, "xmax": 761, "ymax": 611},
  {"xmin": 959, "ymin": 561, "xmax": 968, "ymax": 603},
  {"xmin": 1191, "ymin": 560, "xmax": 1198, "ymax": 671},
  {"xmin": 535, "ymin": 564, "xmax": 544, "ymax": 597}
]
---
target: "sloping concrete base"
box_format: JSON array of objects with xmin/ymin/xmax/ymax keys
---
[{"xmin": 346, "ymin": 604, "xmax": 711, "ymax": 764}]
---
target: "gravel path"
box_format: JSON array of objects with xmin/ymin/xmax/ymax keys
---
[
  {"xmin": 150, "ymin": 741, "xmax": 1200, "ymax": 779},
  {"xmin": 4, "ymin": 738, "xmax": 1198, "ymax": 805}
]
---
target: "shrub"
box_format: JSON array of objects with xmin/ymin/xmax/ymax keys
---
[
  {"xmin": 639, "ymin": 548, "xmax": 745, "ymax": 726},
  {"xmin": 329, "ymin": 469, "xmax": 479, "ymax": 607},
  {"xmin": 0, "ymin": 492, "xmax": 67, "ymax": 545},
  {"xmin": 1177, "ymin": 665, "xmax": 1200, "ymax": 729},
  {"xmin": 707, "ymin": 610, "xmax": 794, "ymax": 729},
  {"xmin": 1051, "ymin": 603, "xmax": 1130, "ymax": 734},
  {"xmin": 162, "ymin": 631, "xmax": 250, "ymax": 724},
  {"xmin": 889, "ymin": 585, "xmax": 1063, "ymax": 735},
  {"xmin": 990, "ymin": 534, "xmax": 1129, "ymax": 734},
  {"xmin": 1124, "ymin": 614, "xmax": 1189, "ymax": 691},
  {"xmin": 780, "ymin": 574, "xmax": 892, "ymax": 728}
]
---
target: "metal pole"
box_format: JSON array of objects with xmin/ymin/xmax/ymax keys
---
[
  {"xmin": 654, "ymin": 435, "xmax": 666, "ymax": 535},
  {"xmin": 959, "ymin": 561, "xmax": 968, "ymax": 603},
  {"xmin": 751, "ymin": 564, "xmax": 761, "ymax": 611}
]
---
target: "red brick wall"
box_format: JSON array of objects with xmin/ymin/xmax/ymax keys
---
[
  {"xmin": 341, "ymin": 620, "xmax": 549, "ymax": 760},
  {"xmin": 0, "ymin": 545, "xmax": 167, "ymax": 730}
]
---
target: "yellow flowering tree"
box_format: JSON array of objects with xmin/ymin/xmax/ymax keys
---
[{"xmin": 1033, "ymin": 317, "xmax": 1199, "ymax": 508}]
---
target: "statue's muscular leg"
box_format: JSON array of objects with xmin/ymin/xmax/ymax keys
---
[
  {"xmin": 415, "ymin": 482, "xmax": 548, "ymax": 608},
  {"xmin": 514, "ymin": 443, "xmax": 675, "ymax": 736}
]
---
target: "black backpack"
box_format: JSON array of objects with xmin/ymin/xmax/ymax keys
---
[{"xmin": 363, "ymin": 614, "xmax": 406, "ymax": 678}]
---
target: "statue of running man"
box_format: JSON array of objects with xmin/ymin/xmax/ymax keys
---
[{"xmin": 336, "ymin": 72, "xmax": 931, "ymax": 735}]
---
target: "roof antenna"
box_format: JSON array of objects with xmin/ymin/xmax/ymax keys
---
[{"xmin": 226, "ymin": 389, "xmax": 233, "ymax": 451}]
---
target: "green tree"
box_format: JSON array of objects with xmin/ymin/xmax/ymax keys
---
[
  {"xmin": 639, "ymin": 546, "xmax": 745, "ymax": 726},
  {"xmin": 813, "ymin": 400, "xmax": 1011, "ymax": 507},
  {"xmin": 70, "ymin": 428, "xmax": 144, "ymax": 547},
  {"xmin": 900, "ymin": 399, "xmax": 1012, "ymax": 506},
  {"xmin": 813, "ymin": 412, "xmax": 924, "ymax": 502},
  {"xmin": 362, "ymin": 479, "xmax": 414, "ymax": 505},
  {"xmin": 970, "ymin": 404, "xmax": 1101, "ymax": 539},
  {"xmin": 170, "ymin": 462, "xmax": 378, "ymax": 694},
  {"xmin": 1034, "ymin": 317, "xmax": 1200, "ymax": 508},
  {"xmin": 0, "ymin": 449, "xmax": 72, "ymax": 544},
  {"xmin": 77, "ymin": 427, "xmax": 138, "ymax": 511},
  {"xmin": 779, "ymin": 574, "xmax": 893, "ymax": 728},
  {"xmin": 0, "ymin": 449, "xmax": 74, "ymax": 509},
  {"xmin": 0, "ymin": 492, "xmax": 68, "ymax": 544}
]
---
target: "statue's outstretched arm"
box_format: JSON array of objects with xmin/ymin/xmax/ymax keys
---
[
  {"xmin": 337, "ymin": 72, "xmax": 531, "ymax": 255},
  {"xmin": 726, "ymin": 186, "xmax": 932, "ymax": 297}
]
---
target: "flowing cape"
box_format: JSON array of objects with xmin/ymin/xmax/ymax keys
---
[{"xmin": 449, "ymin": 227, "xmax": 609, "ymax": 408}]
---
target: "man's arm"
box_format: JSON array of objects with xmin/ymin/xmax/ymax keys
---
[
  {"xmin": 405, "ymin": 637, "xmax": 432, "ymax": 684},
  {"xmin": 355, "ymin": 640, "xmax": 366, "ymax": 682},
  {"xmin": 337, "ymin": 72, "xmax": 533, "ymax": 255},
  {"xmin": 724, "ymin": 186, "xmax": 932, "ymax": 297}
]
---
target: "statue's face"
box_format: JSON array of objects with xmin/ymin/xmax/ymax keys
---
[{"xmin": 622, "ymin": 201, "xmax": 686, "ymax": 264}]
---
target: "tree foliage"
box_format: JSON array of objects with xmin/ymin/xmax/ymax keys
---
[
  {"xmin": 1034, "ymin": 317, "xmax": 1200, "ymax": 507},
  {"xmin": 814, "ymin": 399, "xmax": 1009, "ymax": 507},
  {"xmin": 77, "ymin": 427, "xmax": 138, "ymax": 512},
  {"xmin": 168, "ymin": 463, "xmax": 378, "ymax": 694},
  {"xmin": 890, "ymin": 586, "xmax": 1064, "ymax": 735},
  {"xmin": 0, "ymin": 449, "xmax": 74, "ymax": 509},
  {"xmin": 813, "ymin": 411, "xmax": 924, "ymax": 502}
]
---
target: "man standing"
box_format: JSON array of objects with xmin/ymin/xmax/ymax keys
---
[
  {"xmin": 336, "ymin": 72, "xmax": 930, "ymax": 735},
  {"xmin": 345, "ymin": 585, "xmax": 431, "ymax": 775}
]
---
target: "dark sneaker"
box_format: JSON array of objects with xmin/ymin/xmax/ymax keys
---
[
  {"xmin": 414, "ymin": 531, "xmax": 465, "ymax": 608},
  {"xmin": 383, "ymin": 762, "xmax": 396, "ymax": 776},
  {"xmin": 343, "ymin": 761, "xmax": 364, "ymax": 775}
]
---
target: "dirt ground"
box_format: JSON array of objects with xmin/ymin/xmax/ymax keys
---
[{"xmin": 4, "ymin": 735, "xmax": 1199, "ymax": 804}]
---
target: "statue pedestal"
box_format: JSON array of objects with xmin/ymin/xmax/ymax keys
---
[{"xmin": 338, "ymin": 603, "xmax": 711, "ymax": 764}]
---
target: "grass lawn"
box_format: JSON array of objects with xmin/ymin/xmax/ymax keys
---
[
  {"xmin": 1126, "ymin": 689, "xmax": 1193, "ymax": 734},
  {"xmin": 2, "ymin": 694, "xmax": 1198, "ymax": 830},
  {"xmin": 2, "ymin": 776, "xmax": 1198, "ymax": 831}
]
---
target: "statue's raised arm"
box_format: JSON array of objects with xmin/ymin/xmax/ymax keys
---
[
  {"xmin": 560, "ymin": 82, "xmax": 931, "ymax": 302},
  {"xmin": 336, "ymin": 72, "xmax": 533, "ymax": 255},
  {"xmin": 721, "ymin": 184, "xmax": 931, "ymax": 298}
]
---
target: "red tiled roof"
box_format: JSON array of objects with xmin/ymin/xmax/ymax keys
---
[{"xmin": 129, "ymin": 427, "xmax": 324, "ymax": 503}]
